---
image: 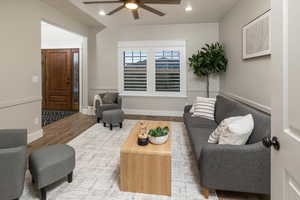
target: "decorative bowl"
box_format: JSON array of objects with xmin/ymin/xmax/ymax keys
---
[
  {"xmin": 148, "ymin": 126, "xmax": 169, "ymax": 145},
  {"xmin": 149, "ymin": 135, "xmax": 168, "ymax": 145}
]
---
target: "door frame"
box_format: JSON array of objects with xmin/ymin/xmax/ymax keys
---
[{"xmin": 41, "ymin": 20, "xmax": 89, "ymax": 114}]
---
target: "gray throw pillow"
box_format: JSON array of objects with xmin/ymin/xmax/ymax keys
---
[{"xmin": 102, "ymin": 93, "xmax": 118, "ymax": 104}]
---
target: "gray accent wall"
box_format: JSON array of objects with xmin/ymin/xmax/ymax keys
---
[
  {"xmin": 0, "ymin": 0, "xmax": 99, "ymax": 137},
  {"xmin": 219, "ymin": 0, "xmax": 271, "ymax": 112},
  {"xmin": 90, "ymin": 23, "xmax": 220, "ymax": 115}
]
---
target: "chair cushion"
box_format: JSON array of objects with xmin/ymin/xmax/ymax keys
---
[
  {"xmin": 29, "ymin": 144, "xmax": 75, "ymax": 189},
  {"xmin": 102, "ymin": 93, "xmax": 118, "ymax": 104}
]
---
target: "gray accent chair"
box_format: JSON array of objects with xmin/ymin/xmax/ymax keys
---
[
  {"xmin": 183, "ymin": 95, "xmax": 270, "ymax": 197},
  {"xmin": 95, "ymin": 92, "xmax": 122, "ymax": 123},
  {"xmin": 0, "ymin": 129, "xmax": 27, "ymax": 200}
]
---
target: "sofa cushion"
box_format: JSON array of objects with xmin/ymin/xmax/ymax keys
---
[
  {"xmin": 189, "ymin": 127, "xmax": 216, "ymax": 160},
  {"xmin": 184, "ymin": 112, "xmax": 217, "ymax": 129}
]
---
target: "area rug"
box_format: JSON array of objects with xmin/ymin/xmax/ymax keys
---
[
  {"xmin": 42, "ymin": 110, "xmax": 77, "ymax": 127},
  {"xmin": 22, "ymin": 120, "xmax": 218, "ymax": 200}
]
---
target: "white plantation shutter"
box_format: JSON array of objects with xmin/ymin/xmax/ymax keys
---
[
  {"xmin": 123, "ymin": 51, "xmax": 147, "ymax": 92},
  {"xmin": 119, "ymin": 41, "xmax": 186, "ymax": 97},
  {"xmin": 155, "ymin": 51, "xmax": 180, "ymax": 92}
]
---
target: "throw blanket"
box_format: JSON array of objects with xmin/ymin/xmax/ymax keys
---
[{"xmin": 93, "ymin": 94, "xmax": 102, "ymax": 111}]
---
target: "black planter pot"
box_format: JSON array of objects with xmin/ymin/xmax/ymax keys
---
[{"xmin": 137, "ymin": 137, "xmax": 149, "ymax": 146}]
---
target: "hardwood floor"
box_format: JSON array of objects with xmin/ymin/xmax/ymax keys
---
[
  {"xmin": 28, "ymin": 113, "xmax": 266, "ymax": 200},
  {"xmin": 28, "ymin": 113, "xmax": 95, "ymax": 153}
]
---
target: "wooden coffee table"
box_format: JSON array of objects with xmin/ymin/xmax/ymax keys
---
[{"xmin": 120, "ymin": 121, "xmax": 171, "ymax": 196}]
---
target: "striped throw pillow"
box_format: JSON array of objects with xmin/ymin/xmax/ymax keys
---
[{"xmin": 192, "ymin": 97, "xmax": 216, "ymax": 121}]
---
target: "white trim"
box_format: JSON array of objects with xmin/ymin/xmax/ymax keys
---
[
  {"xmin": 118, "ymin": 40, "xmax": 187, "ymax": 98},
  {"xmin": 123, "ymin": 109, "xmax": 183, "ymax": 117},
  {"xmin": 81, "ymin": 106, "xmax": 94, "ymax": 115},
  {"xmin": 0, "ymin": 96, "xmax": 42, "ymax": 109},
  {"xmin": 28, "ymin": 129, "xmax": 43, "ymax": 144},
  {"xmin": 118, "ymin": 40, "xmax": 186, "ymax": 48},
  {"xmin": 220, "ymin": 92, "xmax": 271, "ymax": 113}
]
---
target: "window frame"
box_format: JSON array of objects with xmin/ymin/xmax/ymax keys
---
[{"xmin": 118, "ymin": 40, "xmax": 187, "ymax": 98}]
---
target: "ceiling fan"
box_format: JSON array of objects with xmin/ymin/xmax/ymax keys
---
[{"xmin": 83, "ymin": 0, "xmax": 182, "ymax": 20}]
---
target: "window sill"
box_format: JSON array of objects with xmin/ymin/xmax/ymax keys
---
[{"xmin": 120, "ymin": 92, "xmax": 187, "ymax": 98}]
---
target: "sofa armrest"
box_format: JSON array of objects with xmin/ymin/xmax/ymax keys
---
[
  {"xmin": 184, "ymin": 105, "xmax": 192, "ymax": 113},
  {"xmin": 0, "ymin": 129, "xmax": 27, "ymax": 149},
  {"xmin": 199, "ymin": 142, "xmax": 270, "ymax": 194}
]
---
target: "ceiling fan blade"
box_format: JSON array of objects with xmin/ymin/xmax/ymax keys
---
[
  {"xmin": 139, "ymin": 0, "xmax": 181, "ymax": 4},
  {"xmin": 132, "ymin": 9, "xmax": 139, "ymax": 20},
  {"xmin": 139, "ymin": 4, "xmax": 165, "ymax": 16},
  {"xmin": 83, "ymin": 1, "xmax": 122, "ymax": 4},
  {"xmin": 107, "ymin": 5, "xmax": 125, "ymax": 15}
]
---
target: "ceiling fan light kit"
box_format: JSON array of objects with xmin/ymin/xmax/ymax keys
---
[
  {"xmin": 83, "ymin": 0, "xmax": 181, "ymax": 20},
  {"xmin": 125, "ymin": 1, "xmax": 139, "ymax": 10}
]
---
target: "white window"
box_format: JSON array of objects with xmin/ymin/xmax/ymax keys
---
[{"xmin": 118, "ymin": 41, "xmax": 186, "ymax": 97}]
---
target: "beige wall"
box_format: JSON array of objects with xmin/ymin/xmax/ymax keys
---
[
  {"xmin": 90, "ymin": 23, "xmax": 219, "ymax": 115},
  {"xmin": 0, "ymin": 0, "xmax": 97, "ymax": 139},
  {"xmin": 219, "ymin": 0, "xmax": 271, "ymax": 112}
]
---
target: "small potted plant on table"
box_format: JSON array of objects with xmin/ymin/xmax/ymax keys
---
[{"xmin": 148, "ymin": 127, "xmax": 169, "ymax": 145}]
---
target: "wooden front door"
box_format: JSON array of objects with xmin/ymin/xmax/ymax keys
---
[{"xmin": 42, "ymin": 49, "xmax": 79, "ymax": 111}]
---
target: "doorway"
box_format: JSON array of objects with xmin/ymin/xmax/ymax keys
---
[{"xmin": 41, "ymin": 21, "xmax": 85, "ymax": 126}]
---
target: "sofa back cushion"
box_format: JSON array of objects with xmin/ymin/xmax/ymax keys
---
[{"xmin": 215, "ymin": 95, "xmax": 270, "ymax": 144}]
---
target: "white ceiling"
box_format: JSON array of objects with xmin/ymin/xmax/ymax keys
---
[{"xmin": 69, "ymin": 0, "xmax": 239, "ymax": 27}]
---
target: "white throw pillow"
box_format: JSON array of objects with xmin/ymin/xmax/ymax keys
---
[
  {"xmin": 219, "ymin": 114, "xmax": 254, "ymax": 145},
  {"xmin": 192, "ymin": 97, "xmax": 216, "ymax": 121},
  {"xmin": 208, "ymin": 116, "xmax": 242, "ymax": 144}
]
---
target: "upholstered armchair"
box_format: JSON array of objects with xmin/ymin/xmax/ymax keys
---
[
  {"xmin": 95, "ymin": 92, "xmax": 122, "ymax": 123},
  {"xmin": 0, "ymin": 129, "xmax": 27, "ymax": 200}
]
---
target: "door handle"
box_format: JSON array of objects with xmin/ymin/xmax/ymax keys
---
[{"xmin": 262, "ymin": 136, "xmax": 280, "ymax": 151}]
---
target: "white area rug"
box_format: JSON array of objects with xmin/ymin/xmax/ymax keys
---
[{"xmin": 22, "ymin": 120, "xmax": 218, "ymax": 200}]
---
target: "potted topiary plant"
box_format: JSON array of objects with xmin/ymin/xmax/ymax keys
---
[
  {"xmin": 189, "ymin": 42, "xmax": 228, "ymax": 97},
  {"xmin": 148, "ymin": 126, "xmax": 169, "ymax": 145}
]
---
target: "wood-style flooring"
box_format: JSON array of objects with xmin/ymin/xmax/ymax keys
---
[{"xmin": 28, "ymin": 113, "xmax": 267, "ymax": 200}]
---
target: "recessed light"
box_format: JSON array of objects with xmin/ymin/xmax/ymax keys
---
[
  {"xmin": 99, "ymin": 10, "xmax": 106, "ymax": 16},
  {"xmin": 185, "ymin": 6, "xmax": 192, "ymax": 12}
]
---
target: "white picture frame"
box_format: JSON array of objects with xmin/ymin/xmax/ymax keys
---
[{"xmin": 242, "ymin": 10, "xmax": 271, "ymax": 59}]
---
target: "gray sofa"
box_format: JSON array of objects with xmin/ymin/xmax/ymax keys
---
[
  {"xmin": 95, "ymin": 92, "xmax": 122, "ymax": 123},
  {"xmin": 183, "ymin": 95, "xmax": 270, "ymax": 195},
  {"xmin": 0, "ymin": 129, "xmax": 27, "ymax": 200}
]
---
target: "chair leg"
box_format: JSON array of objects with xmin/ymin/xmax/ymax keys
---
[
  {"xmin": 201, "ymin": 187, "xmax": 209, "ymax": 199},
  {"xmin": 120, "ymin": 122, "xmax": 123, "ymax": 128},
  {"xmin": 40, "ymin": 187, "xmax": 46, "ymax": 200},
  {"xmin": 97, "ymin": 117, "xmax": 100, "ymax": 123},
  {"xmin": 32, "ymin": 177, "xmax": 35, "ymax": 184},
  {"xmin": 103, "ymin": 122, "xmax": 106, "ymax": 127},
  {"xmin": 68, "ymin": 172, "xmax": 73, "ymax": 183},
  {"xmin": 110, "ymin": 124, "xmax": 113, "ymax": 131}
]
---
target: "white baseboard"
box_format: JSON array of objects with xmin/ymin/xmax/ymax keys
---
[
  {"xmin": 81, "ymin": 107, "xmax": 94, "ymax": 115},
  {"xmin": 220, "ymin": 92, "xmax": 271, "ymax": 114},
  {"xmin": 28, "ymin": 129, "xmax": 43, "ymax": 144},
  {"xmin": 82, "ymin": 107, "xmax": 183, "ymax": 117},
  {"xmin": 123, "ymin": 109, "xmax": 183, "ymax": 117}
]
